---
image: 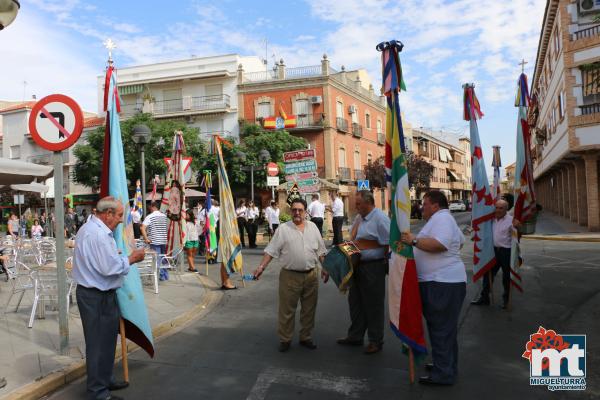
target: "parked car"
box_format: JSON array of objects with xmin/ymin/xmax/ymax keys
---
[{"xmin": 449, "ymin": 200, "xmax": 467, "ymax": 212}]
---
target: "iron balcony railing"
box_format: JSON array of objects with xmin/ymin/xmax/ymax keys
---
[
  {"xmin": 338, "ymin": 167, "xmax": 351, "ymax": 181},
  {"xmin": 121, "ymin": 94, "xmax": 231, "ymax": 118},
  {"xmin": 352, "ymin": 123, "xmax": 363, "ymax": 137},
  {"xmin": 294, "ymin": 113, "xmax": 326, "ymax": 129},
  {"xmin": 574, "ymin": 25, "xmax": 600, "ymax": 40},
  {"xmin": 336, "ymin": 117, "xmax": 349, "ymax": 133},
  {"xmin": 354, "ymin": 169, "xmax": 365, "ymax": 180},
  {"xmin": 580, "ymin": 103, "xmax": 600, "ymax": 115}
]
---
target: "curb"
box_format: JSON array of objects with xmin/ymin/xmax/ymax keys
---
[
  {"xmin": 0, "ymin": 274, "xmax": 222, "ymax": 400},
  {"xmin": 522, "ymin": 235, "xmax": 600, "ymax": 243}
]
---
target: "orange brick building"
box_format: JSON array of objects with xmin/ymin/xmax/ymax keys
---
[{"xmin": 237, "ymin": 55, "xmax": 398, "ymax": 219}]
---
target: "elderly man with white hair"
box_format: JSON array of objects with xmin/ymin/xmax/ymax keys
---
[
  {"xmin": 471, "ymin": 198, "xmax": 517, "ymax": 309},
  {"xmin": 73, "ymin": 196, "xmax": 146, "ymax": 400}
]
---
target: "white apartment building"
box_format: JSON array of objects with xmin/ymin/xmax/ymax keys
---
[{"xmin": 97, "ymin": 54, "xmax": 265, "ymax": 141}]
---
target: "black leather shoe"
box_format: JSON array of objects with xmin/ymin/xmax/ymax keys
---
[
  {"xmin": 364, "ymin": 343, "xmax": 383, "ymax": 354},
  {"xmin": 278, "ymin": 341, "xmax": 291, "ymax": 352},
  {"xmin": 336, "ymin": 337, "xmax": 363, "ymax": 346},
  {"xmin": 425, "ymin": 363, "xmax": 434, "ymax": 371},
  {"xmin": 418, "ymin": 375, "xmax": 453, "ymax": 386},
  {"xmin": 470, "ymin": 297, "xmax": 490, "ymax": 306},
  {"xmin": 109, "ymin": 381, "xmax": 129, "ymax": 391},
  {"xmin": 299, "ymin": 340, "xmax": 317, "ymax": 349}
]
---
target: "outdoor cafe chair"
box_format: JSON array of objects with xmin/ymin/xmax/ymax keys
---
[
  {"xmin": 4, "ymin": 260, "xmax": 34, "ymax": 313},
  {"xmin": 137, "ymin": 253, "xmax": 159, "ymax": 294},
  {"xmin": 158, "ymin": 247, "xmax": 184, "ymax": 285},
  {"xmin": 28, "ymin": 259, "xmax": 75, "ymax": 328}
]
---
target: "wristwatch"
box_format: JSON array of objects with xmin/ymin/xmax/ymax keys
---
[{"xmin": 411, "ymin": 238, "xmax": 418, "ymax": 246}]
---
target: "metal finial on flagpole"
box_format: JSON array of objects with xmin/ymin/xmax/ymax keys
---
[
  {"xmin": 519, "ymin": 59, "xmax": 528, "ymax": 73},
  {"xmin": 103, "ymin": 38, "xmax": 117, "ymax": 64}
]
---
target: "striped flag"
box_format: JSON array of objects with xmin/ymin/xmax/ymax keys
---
[
  {"xmin": 214, "ymin": 137, "xmax": 243, "ymax": 274},
  {"xmin": 203, "ymin": 171, "xmax": 218, "ymax": 256},
  {"xmin": 101, "ymin": 63, "xmax": 154, "ymax": 357},
  {"xmin": 511, "ymin": 73, "xmax": 536, "ymax": 293},
  {"xmin": 463, "ymin": 83, "xmax": 496, "ymax": 282},
  {"xmin": 492, "ymin": 146, "xmax": 501, "ymax": 201},
  {"xmin": 377, "ymin": 40, "xmax": 426, "ymax": 355}
]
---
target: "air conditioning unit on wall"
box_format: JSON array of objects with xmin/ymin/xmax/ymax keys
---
[
  {"xmin": 348, "ymin": 105, "xmax": 357, "ymax": 113},
  {"xmin": 310, "ymin": 96, "xmax": 322, "ymax": 104},
  {"xmin": 579, "ymin": 0, "xmax": 600, "ymax": 13}
]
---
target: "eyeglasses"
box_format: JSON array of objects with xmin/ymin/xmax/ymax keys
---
[{"xmin": 291, "ymin": 208, "xmax": 305, "ymax": 213}]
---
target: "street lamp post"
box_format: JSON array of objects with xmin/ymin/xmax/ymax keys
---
[
  {"xmin": 132, "ymin": 124, "xmax": 151, "ymax": 218},
  {"xmin": 236, "ymin": 149, "xmax": 271, "ymax": 203},
  {"xmin": 0, "ymin": 0, "xmax": 20, "ymax": 30}
]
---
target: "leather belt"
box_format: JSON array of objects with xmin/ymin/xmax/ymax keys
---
[{"xmin": 285, "ymin": 268, "xmax": 314, "ymax": 273}]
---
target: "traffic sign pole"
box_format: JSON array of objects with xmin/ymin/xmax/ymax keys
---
[{"xmin": 54, "ymin": 151, "xmax": 68, "ymax": 355}]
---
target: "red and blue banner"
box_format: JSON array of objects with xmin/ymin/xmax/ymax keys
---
[
  {"xmin": 101, "ymin": 63, "xmax": 154, "ymax": 357},
  {"xmin": 463, "ymin": 84, "xmax": 496, "ymax": 282}
]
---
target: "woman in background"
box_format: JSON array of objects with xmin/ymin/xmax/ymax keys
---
[
  {"xmin": 184, "ymin": 209, "xmax": 199, "ymax": 272},
  {"xmin": 31, "ymin": 219, "xmax": 44, "ymax": 240}
]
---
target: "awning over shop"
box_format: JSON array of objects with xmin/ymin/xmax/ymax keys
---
[
  {"xmin": 447, "ymin": 169, "xmax": 460, "ymax": 182},
  {"xmin": 10, "ymin": 183, "xmax": 49, "ymax": 193},
  {"xmin": 119, "ymin": 84, "xmax": 145, "ymax": 96}
]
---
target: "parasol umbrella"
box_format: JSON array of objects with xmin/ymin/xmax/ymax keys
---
[{"xmin": 0, "ymin": 158, "xmax": 53, "ymax": 185}]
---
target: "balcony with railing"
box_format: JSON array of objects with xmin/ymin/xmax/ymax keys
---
[
  {"xmin": 573, "ymin": 25, "xmax": 600, "ymax": 40},
  {"xmin": 580, "ymin": 103, "xmax": 600, "ymax": 115},
  {"xmin": 338, "ymin": 167, "xmax": 351, "ymax": 182},
  {"xmin": 120, "ymin": 94, "xmax": 231, "ymax": 119},
  {"xmin": 290, "ymin": 113, "xmax": 326, "ymax": 130},
  {"xmin": 354, "ymin": 169, "xmax": 365, "ymax": 180},
  {"xmin": 336, "ymin": 117, "xmax": 349, "ymax": 133},
  {"xmin": 352, "ymin": 123, "xmax": 363, "ymax": 137}
]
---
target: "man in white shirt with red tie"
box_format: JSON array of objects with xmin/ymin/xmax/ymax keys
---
[{"xmin": 471, "ymin": 199, "xmax": 516, "ymax": 309}]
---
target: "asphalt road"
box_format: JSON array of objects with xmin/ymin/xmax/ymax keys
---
[{"xmin": 47, "ymin": 213, "xmax": 599, "ymax": 400}]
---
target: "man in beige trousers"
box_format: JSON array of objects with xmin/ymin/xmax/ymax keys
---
[{"xmin": 253, "ymin": 198, "xmax": 329, "ymax": 352}]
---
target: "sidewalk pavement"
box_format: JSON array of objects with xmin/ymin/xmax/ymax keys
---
[
  {"xmin": 0, "ymin": 267, "xmax": 214, "ymax": 400},
  {"xmin": 523, "ymin": 210, "xmax": 600, "ymax": 242}
]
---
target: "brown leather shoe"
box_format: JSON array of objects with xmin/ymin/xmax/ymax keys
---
[{"xmin": 364, "ymin": 343, "xmax": 382, "ymax": 354}]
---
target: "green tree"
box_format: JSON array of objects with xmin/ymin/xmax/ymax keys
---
[
  {"xmin": 238, "ymin": 123, "xmax": 307, "ymax": 189},
  {"xmin": 363, "ymin": 156, "xmax": 386, "ymax": 188},
  {"xmin": 406, "ymin": 152, "xmax": 433, "ymax": 197},
  {"xmin": 73, "ymin": 114, "xmax": 210, "ymax": 192}
]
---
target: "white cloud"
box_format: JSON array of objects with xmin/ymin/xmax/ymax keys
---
[{"xmin": 414, "ymin": 48, "xmax": 454, "ymax": 67}]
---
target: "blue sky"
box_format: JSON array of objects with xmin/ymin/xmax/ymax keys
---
[{"xmin": 1, "ymin": 0, "xmax": 546, "ymax": 172}]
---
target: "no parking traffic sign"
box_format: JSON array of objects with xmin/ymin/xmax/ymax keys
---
[{"xmin": 28, "ymin": 94, "xmax": 84, "ymax": 152}]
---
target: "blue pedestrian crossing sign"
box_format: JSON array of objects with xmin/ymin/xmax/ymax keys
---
[{"xmin": 357, "ymin": 180, "xmax": 370, "ymax": 191}]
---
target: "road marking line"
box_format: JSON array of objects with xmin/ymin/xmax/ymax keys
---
[{"xmin": 246, "ymin": 366, "xmax": 369, "ymax": 400}]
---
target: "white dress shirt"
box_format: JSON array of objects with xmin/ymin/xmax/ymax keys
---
[
  {"xmin": 308, "ymin": 200, "xmax": 325, "ymax": 218},
  {"xmin": 331, "ymin": 198, "xmax": 344, "ymax": 217},
  {"xmin": 266, "ymin": 206, "xmax": 280, "ymax": 227},
  {"xmin": 493, "ymin": 214, "xmax": 514, "ymax": 248},
  {"xmin": 245, "ymin": 206, "xmax": 259, "ymax": 220}
]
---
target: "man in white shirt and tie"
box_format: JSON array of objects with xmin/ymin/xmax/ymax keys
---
[
  {"xmin": 245, "ymin": 200, "xmax": 260, "ymax": 248},
  {"xmin": 307, "ymin": 194, "xmax": 325, "ymax": 237}
]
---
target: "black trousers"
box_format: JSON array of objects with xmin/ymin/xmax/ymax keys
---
[
  {"xmin": 420, "ymin": 281, "xmax": 466, "ymax": 384},
  {"xmin": 311, "ymin": 217, "xmax": 324, "ymax": 237},
  {"xmin": 237, "ymin": 217, "xmax": 247, "ymax": 247},
  {"xmin": 133, "ymin": 223, "xmax": 141, "ymax": 239},
  {"xmin": 481, "ymin": 247, "xmax": 511, "ymax": 303},
  {"xmin": 332, "ymin": 216, "xmax": 344, "ymax": 245},
  {"xmin": 247, "ymin": 220, "xmax": 258, "ymax": 247},
  {"xmin": 346, "ymin": 259, "xmax": 387, "ymax": 344},
  {"xmin": 76, "ymin": 285, "xmax": 120, "ymax": 400}
]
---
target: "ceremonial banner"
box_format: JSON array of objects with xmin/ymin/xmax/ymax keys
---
[
  {"xmin": 377, "ymin": 40, "xmax": 426, "ymax": 355},
  {"xmin": 510, "ymin": 73, "xmax": 537, "ymax": 292},
  {"xmin": 203, "ymin": 171, "xmax": 218, "ymax": 256},
  {"xmin": 160, "ymin": 132, "xmax": 185, "ymax": 256},
  {"xmin": 101, "ymin": 63, "xmax": 154, "ymax": 357},
  {"xmin": 214, "ymin": 137, "xmax": 243, "ymax": 274},
  {"xmin": 463, "ymin": 84, "xmax": 496, "ymax": 282}
]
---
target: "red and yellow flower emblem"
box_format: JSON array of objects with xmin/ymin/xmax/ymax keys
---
[{"xmin": 522, "ymin": 326, "xmax": 570, "ymax": 370}]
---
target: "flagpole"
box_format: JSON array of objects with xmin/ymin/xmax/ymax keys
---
[
  {"xmin": 408, "ymin": 348, "xmax": 415, "ymax": 384},
  {"xmin": 119, "ymin": 318, "xmax": 129, "ymax": 382}
]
